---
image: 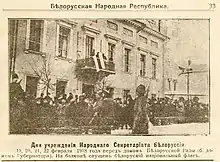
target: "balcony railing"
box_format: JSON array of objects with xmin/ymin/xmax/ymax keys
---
[{"xmin": 76, "ymin": 57, "xmax": 115, "ymax": 74}]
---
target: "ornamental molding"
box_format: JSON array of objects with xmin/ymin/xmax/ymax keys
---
[
  {"xmin": 150, "ymin": 51, "xmax": 159, "ymax": 57},
  {"xmin": 104, "ymin": 34, "xmax": 120, "ymax": 41},
  {"xmin": 82, "ymin": 25, "xmax": 101, "ymax": 35},
  {"xmin": 56, "ymin": 19, "xmax": 77, "ymax": 27},
  {"xmin": 121, "ymin": 20, "xmax": 169, "ymax": 41},
  {"xmin": 137, "ymin": 47, "xmax": 148, "ymax": 53},
  {"xmin": 121, "ymin": 40, "xmax": 135, "ymax": 47}
]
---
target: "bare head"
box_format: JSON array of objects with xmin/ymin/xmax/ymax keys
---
[{"xmin": 12, "ymin": 73, "xmax": 19, "ymax": 82}]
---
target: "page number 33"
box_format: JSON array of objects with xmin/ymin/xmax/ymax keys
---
[{"xmin": 209, "ymin": 3, "xmax": 216, "ymax": 9}]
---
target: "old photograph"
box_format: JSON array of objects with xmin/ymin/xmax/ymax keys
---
[{"xmin": 8, "ymin": 18, "xmax": 209, "ymax": 135}]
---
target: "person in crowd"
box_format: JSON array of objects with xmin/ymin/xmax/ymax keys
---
[
  {"xmin": 126, "ymin": 94, "xmax": 135, "ymax": 129},
  {"xmin": 100, "ymin": 89, "xmax": 117, "ymax": 130},
  {"xmin": 114, "ymin": 98, "xmax": 122, "ymax": 129},
  {"xmin": 90, "ymin": 89, "xmax": 116, "ymax": 133},
  {"xmin": 92, "ymin": 91, "xmax": 103, "ymax": 111},
  {"xmin": 67, "ymin": 93, "xmax": 73, "ymax": 103},
  {"xmin": 177, "ymin": 97, "xmax": 185, "ymax": 117},
  {"xmin": 120, "ymin": 101, "xmax": 127, "ymax": 129},
  {"xmin": 190, "ymin": 96, "xmax": 201, "ymax": 122},
  {"xmin": 36, "ymin": 93, "xmax": 44, "ymax": 105},
  {"xmin": 62, "ymin": 94, "xmax": 67, "ymax": 102},
  {"xmin": 66, "ymin": 94, "xmax": 77, "ymax": 126},
  {"xmin": 75, "ymin": 95, "xmax": 88, "ymax": 126},
  {"xmin": 89, "ymin": 91, "xmax": 103, "ymax": 126},
  {"xmin": 43, "ymin": 93, "xmax": 53, "ymax": 106},
  {"xmin": 9, "ymin": 73, "xmax": 27, "ymax": 134},
  {"xmin": 35, "ymin": 93, "xmax": 45, "ymax": 119},
  {"xmin": 73, "ymin": 95, "xmax": 79, "ymax": 104},
  {"xmin": 132, "ymin": 84, "xmax": 149, "ymax": 134}
]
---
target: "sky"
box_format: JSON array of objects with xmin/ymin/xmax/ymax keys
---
[{"xmin": 168, "ymin": 20, "xmax": 209, "ymax": 66}]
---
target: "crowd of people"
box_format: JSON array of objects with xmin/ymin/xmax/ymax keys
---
[{"xmin": 9, "ymin": 73, "xmax": 209, "ymax": 134}]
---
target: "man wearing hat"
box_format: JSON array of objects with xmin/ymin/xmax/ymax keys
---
[
  {"xmin": 132, "ymin": 84, "xmax": 149, "ymax": 134},
  {"xmin": 90, "ymin": 88, "xmax": 116, "ymax": 134},
  {"xmin": 9, "ymin": 73, "xmax": 26, "ymax": 134},
  {"xmin": 10, "ymin": 73, "xmax": 25, "ymax": 101}
]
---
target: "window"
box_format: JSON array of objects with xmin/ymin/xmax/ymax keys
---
[
  {"xmin": 152, "ymin": 58, "xmax": 157, "ymax": 79},
  {"xmin": 56, "ymin": 80, "xmax": 67, "ymax": 97},
  {"xmin": 107, "ymin": 21, "xmax": 118, "ymax": 31},
  {"xmin": 123, "ymin": 28, "xmax": 133, "ymax": 37},
  {"xmin": 86, "ymin": 36, "xmax": 95, "ymax": 57},
  {"xmin": 29, "ymin": 20, "xmax": 43, "ymax": 52},
  {"xmin": 108, "ymin": 43, "xmax": 115, "ymax": 62},
  {"xmin": 139, "ymin": 35, "xmax": 148, "ymax": 44},
  {"xmin": 151, "ymin": 40, "xmax": 158, "ymax": 48},
  {"xmin": 58, "ymin": 26, "xmax": 70, "ymax": 58},
  {"xmin": 124, "ymin": 48, "xmax": 131, "ymax": 72},
  {"xmin": 140, "ymin": 54, "xmax": 146, "ymax": 76},
  {"xmin": 26, "ymin": 76, "xmax": 39, "ymax": 98},
  {"xmin": 123, "ymin": 89, "xmax": 130, "ymax": 102}
]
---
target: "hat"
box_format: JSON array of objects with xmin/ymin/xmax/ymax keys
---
[
  {"xmin": 193, "ymin": 96, "xmax": 199, "ymax": 101},
  {"xmin": 136, "ymin": 84, "xmax": 146, "ymax": 94},
  {"xmin": 12, "ymin": 73, "xmax": 18, "ymax": 79}
]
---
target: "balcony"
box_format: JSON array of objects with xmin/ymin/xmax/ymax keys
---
[{"xmin": 76, "ymin": 57, "xmax": 116, "ymax": 76}]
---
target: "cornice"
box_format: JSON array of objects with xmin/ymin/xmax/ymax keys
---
[
  {"xmin": 137, "ymin": 47, "xmax": 148, "ymax": 53},
  {"xmin": 150, "ymin": 51, "xmax": 159, "ymax": 57},
  {"xmin": 57, "ymin": 19, "xmax": 77, "ymax": 27},
  {"xmin": 122, "ymin": 19, "xmax": 169, "ymax": 41},
  {"xmin": 104, "ymin": 34, "xmax": 120, "ymax": 41},
  {"xmin": 82, "ymin": 25, "xmax": 101, "ymax": 34},
  {"xmin": 121, "ymin": 40, "xmax": 135, "ymax": 47}
]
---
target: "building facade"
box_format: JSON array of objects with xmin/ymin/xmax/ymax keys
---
[{"xmin": 9, "ymin": 19, "xmax": 169, "ymax": 100}]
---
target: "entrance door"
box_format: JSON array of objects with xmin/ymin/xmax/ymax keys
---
[
  {"xmin": 82, "ymin": 84, "xmax": 94, "ymax": 98},
  {"xmin": 56, "ymin": 80, "xmax": 67, "ymax": 98}
]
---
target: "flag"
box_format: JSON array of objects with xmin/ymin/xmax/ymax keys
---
[
  {"xmin": 98, "ymin": 52, "xmax": 106, "ymax": 69},
  {"xmin": 178, "ymin": 65, "xmax": 185, "ymax": 71},
  {"xmin": 93, "ymin": 54, "xmax": 100, "ymax": 72},
  {"xmin": 178, "ymin": 65, "xmax": 185, "ymax": 76}
]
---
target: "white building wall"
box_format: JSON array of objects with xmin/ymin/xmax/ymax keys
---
[{"xmin": 12, "ymin": 19, "xmax": 168, "ymax": 100}]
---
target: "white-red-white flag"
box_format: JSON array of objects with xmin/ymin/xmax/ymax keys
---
[
  {"xmin": 93, "ymin": 53, "xmax": 100, "ymax": 72},
  {"xmin": 98, "ymin": 52, "xmax": 106, "ymax": 69}
]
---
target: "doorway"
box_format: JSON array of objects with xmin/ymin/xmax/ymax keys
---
[{"xmin": 82, "ymin": 84, "xmax": 94, "ymax": 98}]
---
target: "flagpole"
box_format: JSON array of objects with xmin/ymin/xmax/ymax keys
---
[
  {"xmin": 187, "ymin": 70, "xmax": 190, "ymax": 101},
  {"xmin": 186, "ymin": 59, "xmax": 192, "ymax": 101}
]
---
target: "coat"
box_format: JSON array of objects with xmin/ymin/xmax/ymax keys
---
[
  {"xmin": 132, "ymin": 96, "xmax": 149, "ymax": 134},
  {"xmin": 93, "ymin": 98, "xmax": 116, "ymax": 127}
]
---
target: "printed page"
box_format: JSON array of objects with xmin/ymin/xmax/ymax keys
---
[{"xmin": 0, "ymin": 0, "xmax": 219, "ymax": 162}]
